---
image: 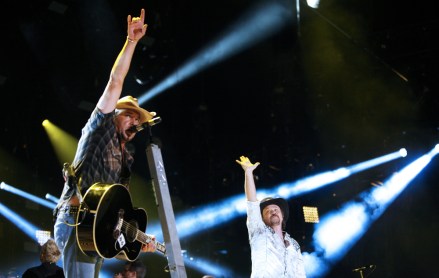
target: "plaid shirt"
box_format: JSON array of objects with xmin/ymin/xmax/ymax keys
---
[
  {"xmin": 73, "ymin": 107, "xmax": 133, "ymax": 195},
  {"xmin": 247, "ymin": 201, "xmax": 307, "ymax": 278}
]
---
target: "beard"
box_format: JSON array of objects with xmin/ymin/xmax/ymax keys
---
[{"xmin": 268, "ymin": 214, "xmax": 281, "ymax": 226}]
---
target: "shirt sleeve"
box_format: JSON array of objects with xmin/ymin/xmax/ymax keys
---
[{"xmin": 246, "ymin": 200, "xmax": 265, "ymax": 235}]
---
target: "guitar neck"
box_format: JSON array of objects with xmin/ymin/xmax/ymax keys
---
[{"xmin": 137, "ymin": 231, "xmax": 166, "ymax": 255}]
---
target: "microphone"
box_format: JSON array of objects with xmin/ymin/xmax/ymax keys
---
[
  {"xmin": 352, "ymin": 265, "xmax": 375, "ymax": 272},
  {"xmin": 129, "ymin": 117, "xmax": 162, "ymax": 133}
]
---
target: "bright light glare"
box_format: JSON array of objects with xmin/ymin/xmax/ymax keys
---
[
  {"xmin": 0, "ymin": 202, "xmax": 41, "ymax": 241},
  {"xmin": 36, "ymin": 230, "xmax": 51, "ymax": 246},
  {"xmin": 306, "ymin": 0, "xmax": 320, "ymax": 9},
  {"xmin": 45, "ymin": 193, "xmax": 60, "ymax": 204},
  {"xmin": 303, "ymin": 145, "xmax": 439, "ymax": 278},
  {"xmin": 183, "ymin": 256, "xmax": 234, "ymax": 277},
  {"xmin": 138, "ymin": 2, "xmax": 292, "ymax": 104},
  {"xmin": 282, "ymin": 168, "xmax": 351, "ymax": 197},
  {"xmin": 314, "ymin": 203, "xmax": 367, "ymax": 258},
  {"xmin": 347, "ymin": 148, "xmax": 406, "ymax": 174},
  {"xmin": 1, "ymin": 182, "xmax": 56, "ymax": 209},
  {"xmin": 399, "ymin": 148, "xmax": 407, "ymax": 157},
  {"xmin": 147, "ymin": 195, "xmax": 245, "ymax": 239},
  {"xmin": 147, "ymin": 149, "xmax": 406, "ymax": 240},
  {"xmin": 303, "ymin": 206, "xmax": 320, "ymax": 223}
]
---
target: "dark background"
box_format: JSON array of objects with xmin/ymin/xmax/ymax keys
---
[{"xmin": 1, "ymin": 0, "xmax": 438, "ymax": 277}]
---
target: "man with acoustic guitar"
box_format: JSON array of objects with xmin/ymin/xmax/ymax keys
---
[{"xmin": 54, "ymin": 8, "xmax": 158, "ymax": 277}]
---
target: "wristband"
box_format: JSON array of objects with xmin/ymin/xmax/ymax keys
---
[{"xmin": 127, "ymin": 36, "xmax": 137, "ymax": 43}]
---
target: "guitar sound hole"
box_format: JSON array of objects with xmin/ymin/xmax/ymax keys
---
[{"xmin": 125, "ymin": 220, "xmax": 138, "ymax": 242}]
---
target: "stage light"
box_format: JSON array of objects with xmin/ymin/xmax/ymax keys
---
[
  {"xmin": 399, "ymin": 148, "xmax": 407, "ymax": 157},
  {"xmin": 345, "ymin": 148, "xmax": 406, "ymax": 175},
  {"xmin": 144, "ymin": 146, "xmax": 428, "ymax": 277},
  {"xmin": 42, "ymin": 119, "xmax": 78, "ymax": 165},
  {"xmin": 45, "ymin": 193, "xmax": 60, "ymax": 204},
  {"xmin": 302, "ymin": 145, "xmax": 439, "ymax": 278},
  {"xmin": 4, "ymin": 146, "xmax": 406, "ymax": 277},
  {"xmin": 147, "ymin": 195, "xmax": 245, "ymax": 239},
  {"xmin": 281, "ymin": 148, "xmax": 406, "ymax": 197},
  {"xmin": 36, "ymin": 230, "xmax": 51, "ymax": 246},
  {"xmin": 303, "ymin": 206, "xmax": 320, "ymax": 223},
  {"xmin": 138, "ymin": 1, "xmax": 293, "ymax": 104},
  {"xmin": 147, "ymin": 148, "xmax": 407, "ymax": 240},
  {"xmin": 306, "ymin": 0, "xmax": 320, "ymax": 9},
  {"xmin": 433, "ymin": 144, "xmax": 439, "ymax": 154},
  {"xmin": 0, "ymin": 182, "xmax": 56, "ymax": 209},
  {"xmin": 182, "ymin": 255, "xmax": 235, "ymax": 278},
  {"xmin": 0, "ymin": 202, "xmax": 41, "ymax": 241}
]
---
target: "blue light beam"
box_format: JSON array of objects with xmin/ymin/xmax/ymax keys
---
[
  {"xmin": 0, "ymin": 202, "xmax": 41, "ymax": 241},
  {"xmin": 183, "ymin": 256, "xmax": 236, "ymax": 278},
  {"xmin": 347, "ymin": 148, "xmax": 407, "ymax": 174},
  {"xmin": 147, "ymin": 194, "xmax": 246, "ymax": 239},
  {"xmin": 138, "ymin": 1, "xmax": 293, "ymax": 104},
  {"xmin": 1, "ymin": 182, "xmax": 56, "ymax": 209},
  {"xmin": 146, "ymin": 148, "xmax": 406, "ymax": 239},
  {"xmin": 45, "ymin": 193, "xmax": 60, "ymax": 204},
  {"xmin": 280, "ymin": 148, "xmax": 406, "ymax": 197},
  {"xmin": 302, "ymin": 145, "xmax": 438, "ymax": 278}
]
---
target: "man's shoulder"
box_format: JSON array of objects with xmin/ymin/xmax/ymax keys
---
[
  {"xmin": 22, "ymin": 265, "xmax": 43, "ymax": 277},
  {"xmin": 285, "ymin": 234, "xmax": 302, "ymax": 251}
]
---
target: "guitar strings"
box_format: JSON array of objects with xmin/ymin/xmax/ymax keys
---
[
  {"xmin": 120, "ymin": 220, "xmax": 147, "ymax": 243},
  {"xmin": 120, "ymin": 220, "xmax": 166, "ymax": 253}
]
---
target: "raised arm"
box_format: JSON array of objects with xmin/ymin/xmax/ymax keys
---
[
  {"xmin": 236, "ymin": 156, "xmax": 260, "ymax": 202},
  {"xmin": 97, "ymin": 8, "xmax": 148, "ymax": 113}
]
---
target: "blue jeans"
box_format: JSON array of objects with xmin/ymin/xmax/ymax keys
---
[{"xmin": 54, "ymin": 207, "xmax": 104, "ymax": 278}]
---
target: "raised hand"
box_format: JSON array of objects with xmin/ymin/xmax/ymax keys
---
[
  {"xmin": 236, "ymin": 155, "xmax": 260, "ymax": 172},
  {"xmin": 127, "ymin": 8, "xmax": 148, "ymax": 42}
]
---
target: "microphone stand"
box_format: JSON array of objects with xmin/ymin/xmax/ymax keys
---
[
  {"xmin": 144, "ymin": 120, "xmax": 187, "ymax": 277},
  {"xmin": 353, "ymin": 265, "xmax": 375, "ymax": 278}
]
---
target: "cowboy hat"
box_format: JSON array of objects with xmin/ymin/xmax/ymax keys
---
[
  {"xmin": 260, "ymin": 197, "xmax": 289, "ymax": 222},
  {"xmin": 116, "ymin": 96, "xmax": 156, "ymax": 124}
]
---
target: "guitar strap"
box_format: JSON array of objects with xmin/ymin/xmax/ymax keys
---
[{"xmin": 53, "ymin": 160, "xmax": 84, "ymax": 222}]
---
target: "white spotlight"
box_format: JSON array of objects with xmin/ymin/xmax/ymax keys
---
[
  {"xmin": 399, "ymin": 148, "xmax": 407, "ymax": 157},
  {"xmin": 306, "ymin": 0, "xmax": 320, "ymax": 9}
]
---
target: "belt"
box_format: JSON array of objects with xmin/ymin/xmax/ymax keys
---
[{"xmin": 60, "ymin": 205, "xmax": 79, "ymax": 215}]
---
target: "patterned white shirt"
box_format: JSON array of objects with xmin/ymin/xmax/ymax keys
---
[{"xmin": 247, "ymin": 201, "xmax": 307, "ymax": 278}]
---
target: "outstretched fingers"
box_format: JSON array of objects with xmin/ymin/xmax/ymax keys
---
[
  {"xmin": 140, "ymin": 8, "xmax": 145, "ymax": 22},
  {"xmin": 236, "ymin": 156, "xmax": 260, "ymax": 170}
]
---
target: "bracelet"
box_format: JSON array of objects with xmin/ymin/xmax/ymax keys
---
[{"xmin": 127, "ymin": 36, "xmax": 137, "ymax": 43}]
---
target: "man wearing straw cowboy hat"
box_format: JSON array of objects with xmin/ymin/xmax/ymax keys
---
[{"xmin": 54, "ymin": 8, "xmax": 157, "ymax": 277}]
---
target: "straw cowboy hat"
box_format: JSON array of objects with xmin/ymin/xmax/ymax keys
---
[{"xmin": 116, "ymin": 96, "xmax": 156, "ymax": 124}]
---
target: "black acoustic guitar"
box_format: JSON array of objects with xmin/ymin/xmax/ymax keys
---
[{"xmin": 76, "ymin": 182, "xmax": 166, "ymax": 261}]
